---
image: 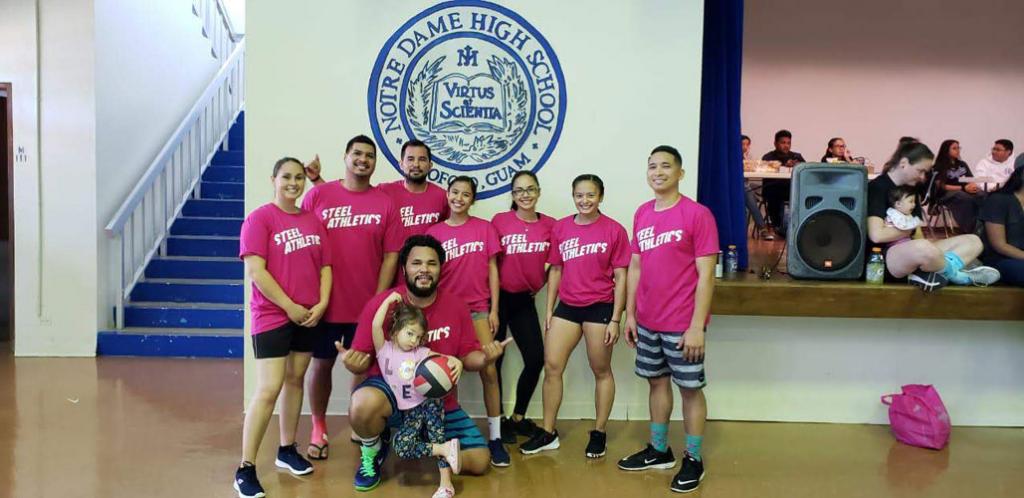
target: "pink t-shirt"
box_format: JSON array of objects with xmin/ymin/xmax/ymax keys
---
[
  {"xmin": 301, "ymin": 181, "xmax": 404, "ymax": 323},
  {"xmin": 239, "ymin": 203, "xmax": 330, "ymax": 334},
  {"xmin": 426, "ymin": 217, "xmax": 502, "ymax": 313},
  {"xmin": 378, "ymin": 180, "xmax": 450, "ymax": 237},
  {"xmin": 353, "ymin": 287, "xmax": 481, "ymax": 411},
  {"xmin": 377, "ymin": 341, "xmax": 431, "ymax": 411},
  {"xmin": 631, "ymin": 196, "xmax": 719, "ymax": 333},
  {"xmin": 491, "ymin": 210, "xmax": 555, "ymax": 294},
  {"xmin": 548, "ymin": 214, "xmax": 631, "ymax": 307}
]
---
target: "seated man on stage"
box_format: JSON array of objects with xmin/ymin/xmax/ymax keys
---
[
  {"xmin": 760, "ymin": 129, "xmax": 805, "ymax": 236},
  {"xmin": 867, "ymin": 141, "xmax": 1000, "ymax": 291},
  {"xmin": 742, "ymin": 134, "xmax": 772, "ymax": 240},
  {"xmin": 338, "ymin": 235, "xmax": 510, "ymax": 492},
  {"xmin": 974, "ymin": 139, "xmax": 1015, "ymax": 191}
]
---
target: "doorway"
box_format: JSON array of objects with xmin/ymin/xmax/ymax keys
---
[{"xmin": 0, "ymin": 83, "xmax": 12, "ymax": 343}]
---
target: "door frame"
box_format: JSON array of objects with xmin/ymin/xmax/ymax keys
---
[{"xmin": 0, "ymin": 82, "xmax": 14, "ymax": 344}]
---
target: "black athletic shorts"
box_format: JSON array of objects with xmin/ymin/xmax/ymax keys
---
[
  {"xmin": 552, "ymin": 301, "xmax": 614, "ymax": 325},
  {"xmin": 252, "ymin": 322, "xmax": 316, "ymax": 359},
  {"xmin": 312, "ymin": 322, "xmax": 357, "ymax": 359}
]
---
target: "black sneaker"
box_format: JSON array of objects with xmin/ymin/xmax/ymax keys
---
[
  {"xmin": 500, "ymin": 417, "xmax": 518, "ymax": 444},
  {"xmin": 670, "ymin": 454, "xmax": 705, "ymax": 493},
  {"xmin": 585, "ymin": 430, "xmax": 607, "ymax": 458},
  {"xmin": 512, "ymin": 417, "xmax": 540, "ymax": 438},
  {"xmin": 234, "ymin": 464, "xmax": 266, "ymax": 498},
  {"xmin": 908, "ymin": 270, "xmax": 948, "ymax": 292},
  {"xmin": 275, "ymin": 443, "xmax": 314, "ymax": 475},
  {"xmin": 489, "ymin": 439, "xmax": 511, "ymax": 467},
  {"xmin": 618, "ymin": 444, "xmax": 677, "ymax": 471},
  {"xmin": 519, "ymin": 429, "xmax": 560, "ymax": 454}
]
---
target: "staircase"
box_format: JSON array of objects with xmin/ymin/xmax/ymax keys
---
[{"xmin": 98, "ymin": 116, "xmax": 245, "ymax": 358}]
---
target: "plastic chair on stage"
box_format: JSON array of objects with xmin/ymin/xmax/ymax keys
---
[{"xmin": 924, "ymin": 202, "xmax": 957, "ymax": 239}]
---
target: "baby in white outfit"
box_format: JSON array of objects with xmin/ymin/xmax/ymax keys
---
[{"xmin": 885, "ymin": 186, "xmax": 922, "ymax": 232}]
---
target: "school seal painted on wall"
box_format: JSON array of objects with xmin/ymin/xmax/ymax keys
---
[{"xmin": 368, "ymin": 0, "xmax": 566, "ymax": 199}]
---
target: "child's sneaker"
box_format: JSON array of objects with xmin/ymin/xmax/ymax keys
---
[
  {"xmin": 233, "ymin": 464, "xmax": 266, "ymax": 498},
  {"xmin": 443, "ymin": 438, "xmax": 461, "ymax": 474},
  {"xmin": 432, "ymin": 486, "xmax": 456, "ymax": 498}
]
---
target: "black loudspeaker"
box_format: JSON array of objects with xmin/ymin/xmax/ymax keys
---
[{"xmin": 786, "ymin": 163, "xmax": 867, "ymax": 280}]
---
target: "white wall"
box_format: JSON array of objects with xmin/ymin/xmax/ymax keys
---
[
  {"xmin": 95, "ymin": 0, "xmax": 222, "ymax": 328},
  {"xmin": 741, "ymin": 0, "xmax": 1024, "ymax": 168},
  {"xmin": 0, "ymin": 0, "xmax": 99, "ymax": 356},
  {"xmin": 245, "ymin": 0, "xmax": 706, "ymax": 414}
]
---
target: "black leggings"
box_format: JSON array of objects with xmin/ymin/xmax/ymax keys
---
[{"xmin": 494, "ymin": 290, "xmax": 545, "ymax": 417}]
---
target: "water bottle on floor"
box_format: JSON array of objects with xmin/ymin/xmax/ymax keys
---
[
  {"xmin": 725, "ymin": 245, "xmax": 738, "ymax": 275},
  {"xmin": 866, "ymin": 247, "xmax": 885, "ymax": 285}
]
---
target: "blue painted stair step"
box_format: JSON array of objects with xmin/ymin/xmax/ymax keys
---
[
  {"xmin": 167, "ymin": 236, "xmax": 239, "ymax": 257},
  {"xmin": 170, "ymin": 217, "xmax": 242, "ymax": 236},
  {"xmin": 212, "ymin": 150, "xmax": 244, "ymax": 166},
  {"xmin": 130, "ymin": 279, "xmax": 243, "ymax": 304},
  {"xmin": 145, "ymin": 257, "xmax": 243, "ymax": 279},
  {"xmin": 200, "ymin": 181, "xmax": 243, "ymax": 200},
  {"xmin": 182, "ymin": 199, "xmax": 244, "ymax": 218},
  {"xmin": 125, "ymin": 302, "xmax": 243, "ymax": 328}
]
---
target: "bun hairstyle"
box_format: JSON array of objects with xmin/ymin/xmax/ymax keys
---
[
  {"xmin": 882, "ymin": 141, "xmax": 934, "ymax": 174},
  {"xmin": 390, "ymin": 301, "xmax": 428, "ymax": 345}
]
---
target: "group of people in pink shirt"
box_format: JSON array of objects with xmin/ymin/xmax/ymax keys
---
[{"xmin": 234, "ymin": 136, "xmax": 721, "ymax": 498}]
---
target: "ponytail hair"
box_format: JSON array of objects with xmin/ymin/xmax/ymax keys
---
[{"xmin": 882, "ymin": 141, "xmax": 934, "ymax": 174}]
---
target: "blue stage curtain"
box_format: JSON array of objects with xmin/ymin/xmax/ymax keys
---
[{"xmin": 696, "ymin": 0, "xmax": 747, "ymax": 269}]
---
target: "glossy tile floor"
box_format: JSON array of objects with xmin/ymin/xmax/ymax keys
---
[{"xmin": 1, "ymin": 346, "xmax": 1021, "ymax": 497}]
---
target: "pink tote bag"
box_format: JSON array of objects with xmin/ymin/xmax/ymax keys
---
[{"xmin": 880, "ymin": 384, "xmax": 951, "ymax": 450}]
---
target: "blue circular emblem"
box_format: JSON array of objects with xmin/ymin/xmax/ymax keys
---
[{"xmin": 368, "ymin": 0, "xmax": 567, "ymax": 199}]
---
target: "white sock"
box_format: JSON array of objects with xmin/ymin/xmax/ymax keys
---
[
  {"xmin": 360, "ymin": 435, "xmax": 382, "ymax": 452},
  {"xmin": 488, "ymin": 416, "xmax": 502, "ymax": 440}
]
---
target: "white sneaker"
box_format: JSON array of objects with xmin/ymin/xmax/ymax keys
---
[
  {"xmin": 444, "ymin": 439, "xmax": 461, "ymax": 474},
  {"xmin": 962, "ymin": 266, "xmax": 1000, "ymax": 286}
]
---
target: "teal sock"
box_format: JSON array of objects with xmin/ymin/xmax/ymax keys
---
[
  {"xmin": 650, "ymin": 422, "xmax": 668, "ymax": 453},
  {"xmin": 685, "ymin": 434, "xmax": 703, "ymax": 461},
  {"xmin": 942, "ymin": 251, "xmax": 970, "ymax": 284}
]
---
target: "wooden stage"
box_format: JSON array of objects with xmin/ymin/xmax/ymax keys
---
[{"xmin": 712, "ymin": 239, "xmax": 1024, "ymax": 321}]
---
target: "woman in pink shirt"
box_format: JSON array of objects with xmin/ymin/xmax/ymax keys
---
[
  {"xmin": 235, "ymin": 158, "xmax": 332, "ymax": 498},
  {"xmin": 490, "ymin": 171, "xmax": 555, "ymax": 442},
  {"xmin": 425, "ymin": 176, "xmax": 508, "ymax": 465},
  {"xmin": 519, "ymin": 174, "xmax": 630, "ymax": 460}
]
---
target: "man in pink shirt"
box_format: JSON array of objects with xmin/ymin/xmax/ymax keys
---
[
  {"xmin": 617, "ymin": 145, "xmax": 719, "ymax": 494},
  {"xmin": 300, "ymin": 135, "xmax": 405, "ymax": 460},
  {"xmin": 339, "ymin": 234, "xmax": 512, "ymax": 491},
  {"xmin": 378, "ymin": 140, "xmax": 450, "ymax": 237}
]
